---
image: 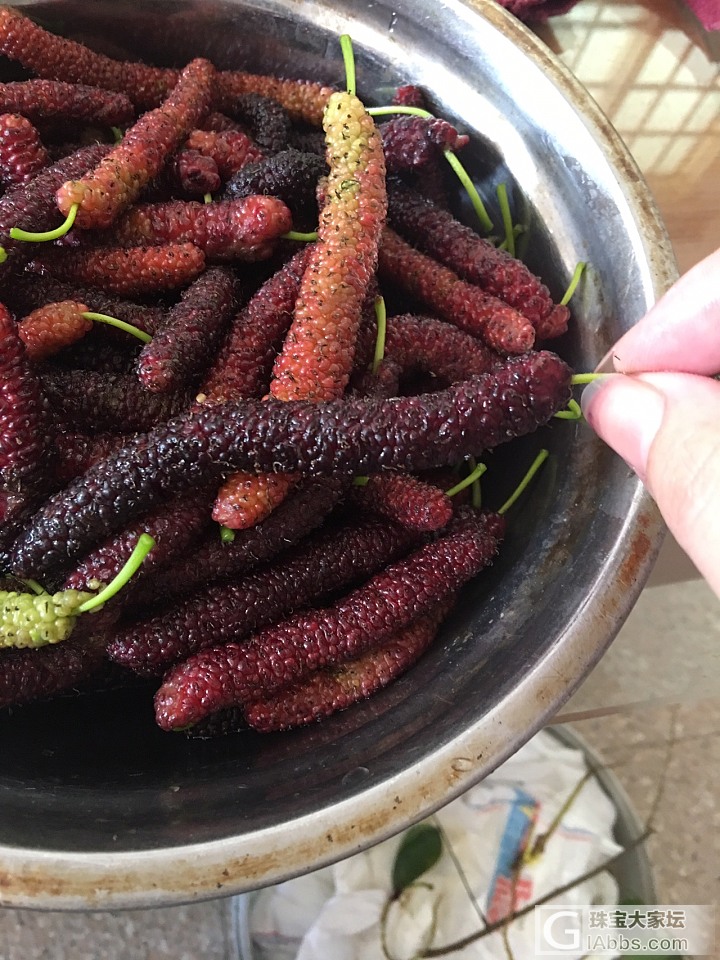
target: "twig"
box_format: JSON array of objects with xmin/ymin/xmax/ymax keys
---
[{"xmin": 419, "ymin": 829, "xmax": 652, "ymax": 957}]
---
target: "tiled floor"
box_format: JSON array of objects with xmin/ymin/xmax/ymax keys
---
[{"xmin": 0, "ymin": 580, "xmax": 717, "ymax": 958}]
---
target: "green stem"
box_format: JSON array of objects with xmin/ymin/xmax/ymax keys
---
[
  {"xmin": 340, "ymin": 34, "xmax": 356, "ymax": 97},
  {"xmin": 0, "ymin": 246, "xmax": 7, "ymax": 263},
  {"xmin": 372, "ymin": 295, "xmax": 387, "ymax": 374},
  {"xmin": 445, "ymin": 462, "xmax": 487, "ymax": 499},
  {"xmin": 443, "ymin": 150, "xmax": 494, "ymax": 233},
  {"xmin": 571, "ymin": 372, "xmax": 608, "ymax": 385},
  {"xmin": 560, "ymin": 261, "xmax": 586, "ymax": 306},
  {"xmin": 496, "ymin": 183, "xmax": 515, "ymax": 258},
  {"xmin": 110, "ymin": 126, "xmax": 123, "ymax": 143},
  {"xmin": 82, "ymin": 311, "xmax": 152, "ymax": 345},
  {"xmin": 367, "ymin": 105, "xmax": 494, "ymax": 233},
  {"xmin": 498, "ymin": 224, "xmax": 525, "ymax": 252},
  {"xmin": 553, "ymin": 398, "xmax": 583, "ymax": 420},
  {"xmin": 368, "ymin": 105, "xmax": 433, "ymax": 120},
  {"xmin": 203, "ymin": 192, "xmax": 213, "ymax": 204},
  {"xmin": 498, "ymin": 449, "xmax": 549, "ymax": 515},
  {"xmin": 353, "ymin": 475, "xmax": 370, "ymax": 486},
  {"xmin": 219, "ymin": 525, "xmax": 236, "ymax": 543},
  {"xmin": 21, "ymin": 578, "xmax": 45, "ymax": 596},
  {"xmin": 77, "ymin": 533, "xmax": 155, "ymax": 613},
  {"xmin": 10, "ymin": 202, "xmax": 78, "ymax": 242},
  {"xmin": 282, "ymin": 230, "xmax": 318, "ymax": 242}
]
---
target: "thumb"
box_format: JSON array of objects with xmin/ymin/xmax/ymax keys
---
[{"xmin": 582, "ymin": 372, "xmax": 720, "ymax": 598}]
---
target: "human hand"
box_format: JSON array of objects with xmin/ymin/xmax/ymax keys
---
[{"xmin": 581, "ymin": 247, "xmax": 720, "ymax": 598}]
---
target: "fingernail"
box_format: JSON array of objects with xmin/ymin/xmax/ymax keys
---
[{"xmin": 580, "ymin": 375, "xmax": 665, "ymax": 482}]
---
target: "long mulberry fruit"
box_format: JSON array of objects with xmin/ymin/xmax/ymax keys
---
[
  {"xmin": 245, "ymin": 603, "xmax": 450, "ymax": 732},
  {"xmin": 107, "ymin": 197, "xmax": 292, "ymax": 262},
  {"xmin": 0, "ymin": 304, "xmax": 51, "ymax": 492},
  {"xmin": 132, "ymin": 477, "xmax": 346, "ymax": 604},
  {"xmin": 387, "ymin": 183, "xmax": 569, "ymax": 338},
  {"xmin": 56, "ymin": 58, "xmax": 215, "ymax": 229},
  {"xmin": 136, "ymin": 267, "xmax": 238, "ymax": 393},
  {"xmin": 0, "ymin": 79, "xmax": 134, "ymax": 126},
  {"xmin": 0, "ymin": 142, "xmax": 109, "ymax": 263},
  {"xmin": 40, "ymin": 368, "xmax": 191, "ymax": 434},
  {"xmin": 350, "ymin": 473, "xmax": 453, "ymax": 532},
  {"xmin": 63, "ymin": 491, "xmax": 211, "ymax": 593},
  {"xmin": 379, "ymin": 227, "xmax": 535, "ymax": 354},
  {"xmin": 0, "ymin": 634, "xmax": 106, "ymax": 708},
  {"xmin": 153, "ymin": 509, "xmax": 504, "ymax": 730},
  {"xmin": 28, "ymin": 242, "xmax": 206, "ymax": 297},
  {"xmin": 108, "ymin": 514, "xmax": 418, "ymax": 676},
  {"xmin": 8, "ymin": 351, "xmax": 570, "ymax": 578},
  {"xmin": 200, "ymin": 246, "xmax": 311, "ymax": 403}
]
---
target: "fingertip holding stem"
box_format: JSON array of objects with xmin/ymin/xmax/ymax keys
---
[{"xmin": 580, "ymin": 374, "xmax": 665, "ymax": 483}]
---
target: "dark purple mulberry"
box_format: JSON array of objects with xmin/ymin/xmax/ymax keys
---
[
  {"xmin": 222, "ymin": 149, "xmax": 326, "ymax": 224},
  {"xmin": 131, "ymin": 477, "xmax": 346, "ymax": 604},
  {"xmin": 0, "ymin": 634, "xmax": 106, "ymax": 709},
  {"xmin": 0, "ymin": 143, "xmax": 110, "ymax": 264},
  {"xmin": 63, "ymin": 490, "xmax": 212, "ymax": 592},
  {"xmin": 226, "ymin": 92, "xmax": 291, "ymax": 156},
  {"xmin": 51, "ymin": 430, "xmax": 130, "ymax": 484},
  {"xmin": 136, "ymin": 267, "xmax": 238, "ymax": 394},
  {"xmin": 381, "ymin": 116, "xmax": 469, "ymax": 172},
  {"xmin": 200, "ymin": 246, "xmax": 311, "ymax": 403},
  {"xmin": 8, "ymin": 352, "xmax": 571, "ymax": 578},
  {"xmin": 39, "ymin": 368, "xmax": 191, "ymax": 434}
]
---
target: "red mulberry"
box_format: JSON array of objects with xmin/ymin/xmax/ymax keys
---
[
  {"xmin": 245, "ymin": 603, "xmax": 450, "ymax": 732},
  {"xmin": 28, "ymin": 242, "xmax": 206, "ymax": 297},
  {"xmin": 107, "ymin": 197, "xmax": 292, "ymax": 262},
  {"xmin": 0, "ymin": 7, "xmax": 178, "ymax": 110},
  {"xmin": 56, "ymin": 59, "xmax": 215, "ymax": 229},
  {"xmin": 379, "ymin": 226, "xmax": 535, "ymax": 354},
  {"xmin": 0, "ymin": 113, "xmax": 49, "ymax": 186},
  {"xmin": 0, "ymin": 79, "xmax": 134, "ymax": 126},
  {"xmin": 153, "ymin": 509, "xmax": 504, "ymax": 730},
  {"xmin": 18, "ymin": 300, "xmax": 92, "ymax": 361}
]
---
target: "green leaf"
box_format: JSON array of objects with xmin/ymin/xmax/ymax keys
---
[{"xmin": 391, "ymin": 823, "xmax": 442, "ymax": 898}]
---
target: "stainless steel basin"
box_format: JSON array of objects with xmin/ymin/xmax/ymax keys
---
[{"xmin": 0, "ymin": 0, "xmax": 673, "ymax": 909}]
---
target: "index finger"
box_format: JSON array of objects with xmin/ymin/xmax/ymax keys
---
[{"xmin": 611, "ymin": 247, "xmax": 720, "ymax": 376}]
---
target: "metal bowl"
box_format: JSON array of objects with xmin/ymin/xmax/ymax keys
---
[{"xmin": 0, "ymin": 0, "xmax": 673, "ymax": 909}]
